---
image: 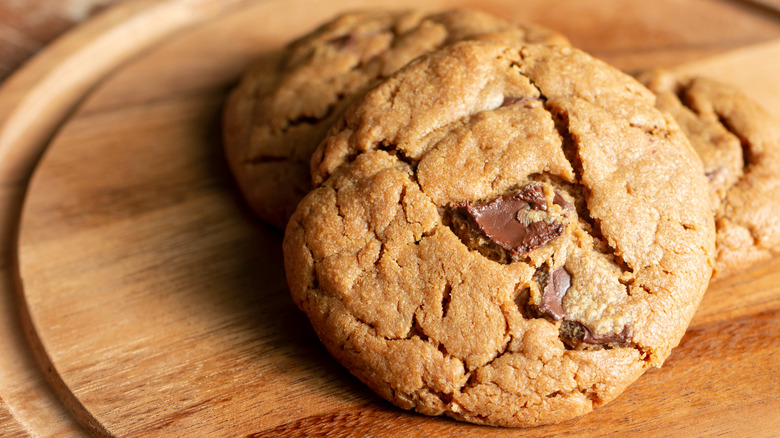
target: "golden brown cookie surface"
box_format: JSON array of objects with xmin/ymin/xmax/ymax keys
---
[
  {"xmin": 639, "ymin": 70, "xmax": 780, "ymax": 278},
  {"xmin": 222, "ymin": 9, "xmax": 569, "ymax": 229},
  {"xmin": 287, "ymin": 42, "xmax": 715, "ymax": 427}
]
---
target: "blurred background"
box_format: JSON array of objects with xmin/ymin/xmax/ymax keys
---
[
  {"xmin": 3, "ymin": 0, "xmax": 780, "ymax": 81},
  {"xmin": 0, "ymin": 0, "xmax": 119, "ymax": 79}
]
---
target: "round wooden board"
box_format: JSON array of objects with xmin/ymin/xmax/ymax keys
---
[{"xmin": 4, "ymin": 0, "xmax": 780, "ymax": 436}]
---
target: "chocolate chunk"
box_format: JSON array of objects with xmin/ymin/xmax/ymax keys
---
[
  {"xmin": 581, "ymin": 325, "xmax": 631, "ymax": 345},
  {"xmin": 559, "ymin": 321, "xmax": 632, "ymax": 349},
  {"xmin": 462, "ymin": 184, "xmax": 565, "ymax": 254},
  {"xmin": 553, "ymin": 191, "xmax": 574, "ymax": 211},
  {"xmin": 539, "ymin": 267, "xmax": 570, "ymax": 320},
  {"xmin": 500, "ymin": 96, "xmax": 540, "ymax": 108},
  {"xmin": 516, "ymin": 182, "xmax": 547, "ymax": 211}
]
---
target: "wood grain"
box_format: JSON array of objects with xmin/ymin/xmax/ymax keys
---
[
  {"xmin": 0, "ymin": 1, "xmax": 263, "ymax": 436},
  {"xmin": 1, "ymin": 0, "xmax": 779, "ymax": 436},
  {"xmin": 0, "ymin": 396, "xmax": 26, "ymax": 438},
  {"xmin": 0, "ymin": 0, "xmax": 123, "ymax": 80}
]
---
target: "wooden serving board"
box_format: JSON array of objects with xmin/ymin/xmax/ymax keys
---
[{"xmin": 1, "ymin": 0, "xmax": 779, "ymax": 436}]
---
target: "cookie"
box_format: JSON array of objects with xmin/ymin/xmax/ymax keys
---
[
  {"xmin": 638, "ymin": 69, "xmax": 780, "ymax": 278},
  {"xmin": 286, "ymin": 42, "xmax": 714, "ymax": 426},
  {"xmin": 222, "ymin": 9, "xmax": 569, "ymax": 229}
]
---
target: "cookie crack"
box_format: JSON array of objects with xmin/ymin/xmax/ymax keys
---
[
  {"xmin": 675, "ymin": 86, "xmax": 747, "ymax": 196},
  {"xmin": 373, "ymin": 242, "xmax": 386, "ymax": 269},
  {"xmin": 475, "ymin": 333, "xmax": 512, "ymax": 372},
  {"xmin": 242, "ymin": 154, "xmax": 292, "ymax": 165},
  {"xmin": 400, "ymin": 310, "xmax": 469, "ymax": 375},
  {"xmin": 507, "ymin": 62, "xmax": 632, "ymax": 271},
  {"xmin": 617, "ymin": 276, "xmax": 653, "ymax": 297},
  {"xmin": 441, "ymin": 283, "xmax": 452, "ymax": 318},
  {"xmin": 632, "ymin": 343, "xmax": 653, "ymax": 363},
  {"xmin": 719, "ymin": 218, "xmax": 765, "ymax": 251},
  {"xmin": 506, "ymin": 65, "xmax": 605, "ymax": 245},
  {"xmin": 326, "ymin": 24, "xmax": 397, "ymax": 77},
  {"xmin": 545, "ymin": 386, "xmax": 599, "ymax": 404},
  {"xmin": 404, "ymin": 312, "xmax": 429, "ymax": 341},
  {"xmin": 379, "ymin": 142, "xmax": 417, "ymax": 170},
  {"xmin": 417, "ymin": 387, "xmax": 454, "ymax": 411},
  {"xmin": 672, "ymin": 85, "xmax": 744, "ymax": 150},
  {"xmin": 627, "ymin": 118, "xmax": 673, "ymax": 139},
  {"xmin": 399, "ymin": 185, "xmax": 437, "ymax": 238},
  {"xmin": 507, "ymin": 60, "xmax": 545, "ymax": 103},
  {"xmin": 299, "ymin": 234, "xmax": 321, "ymax": 293},
  {"xmin": 546, "ymin": 106, "xmax": 636, "ymax": 280},
  {"xmin": 745, "ymin": 223, "xmax": 763, "ymax": 248},
  {"xmin": 460, "ymin": 307, "xmax": 513, "ymax": 373},
  {"xmin": 279, "ymin": 93, "xmax": 343, "ymax": 134},
  {"xmin": 354, "ymin": 315, "xmax": 378, "ymax": 335},
  {"xmin": 499, "ymin": 64, "xmax": 641, "ymax": 348},
  {"xmin": 331, "ymin": 186, "xmax": 348, "ymax": 225},
  {"xmin": 715, "ymin": 111, "xmax": 758, "ymax": 169}
]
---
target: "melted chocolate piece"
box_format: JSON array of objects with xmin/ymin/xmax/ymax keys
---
[
  {"xmin": 539, "ymin": 267, "xmax": 570, "ymax": 320},
  {"xmin": 559, "ymin": 321, "xmax": 632, "ymax": 349},
  {"xmin": 462, "ymin": 184, "xmax": 564, "ymax": 254},
  {"xmin": 553, "ymin": 192, "xmax": 574, "ymax": 210},
  {"xmin": 581, "ymin": 325, "xmax": 632, "ymax": 345},
  {"xmin": 517, "ymin": 182, "xmax": 547, "ymax": 211}
]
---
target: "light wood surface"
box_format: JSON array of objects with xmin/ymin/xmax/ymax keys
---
[
  {"xmin": 1, "ymin": 0, "xmax": 779, "ymax": 436},
  {"xmin": 0, "ymin": 0, "xmax": 125, "ymax": 80}
]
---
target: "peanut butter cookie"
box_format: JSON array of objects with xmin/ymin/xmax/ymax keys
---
[
  {"xmin": 222, "ymin": 9, "xmax": 568, "ymax": 229},
  {"xmin": 286, "ymin": 42, "xmax": 715, "ymax": 426},
  {"xmin": 639, "ymin": 69, "xmax": 780, "ymax": 278}
]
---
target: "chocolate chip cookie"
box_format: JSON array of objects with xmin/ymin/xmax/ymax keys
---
[
  {"xmin": 286, "ymin": 42, "xmax": 715, "ymax": 426},
  {"xmin": 638, "ymin": 69, "xmax": 780, "ymax": 278},
  {"xmin": 222, "ymin": 9, "xmax": 569, "ymax": 229}
]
